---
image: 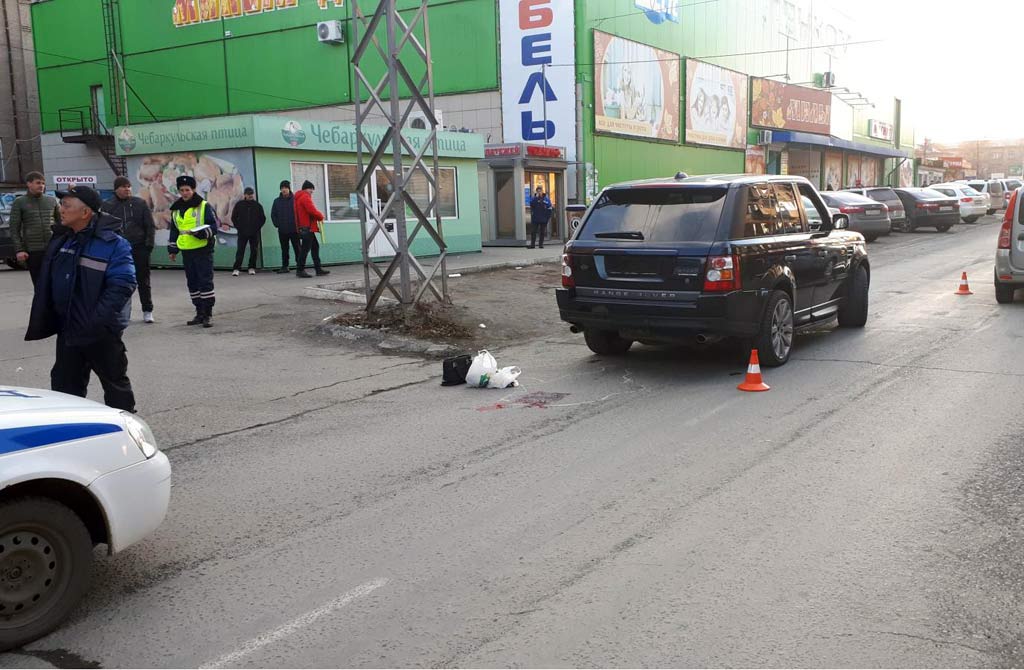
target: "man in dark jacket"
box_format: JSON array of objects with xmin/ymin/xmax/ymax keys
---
[
  {"xmin": 25, "ymin": 186, "xmax": 137, "ymax": 412},
  {"xmin": 168, "ymin": 175, "xmax": 218, "ymax": 328},
  {"xmin": 271, "ymin": 180, "xmax": 300, "ymax": 274},
  {"xmin": 230, "ymin": 187, "xmax": 266, "ymax": 276},
  {"xmin": 10, "ymin": 171, "xmax": 60, "ymax": 285},
  {"xmin": 528, "ymin": 185, "xmax": 553, "ymax": 249},
  {"xmin": 102, "ymin": 176, "xmax": 157, "ymax": 323}
]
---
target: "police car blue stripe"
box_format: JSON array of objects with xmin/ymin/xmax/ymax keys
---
[{"xmin": 0, "ymin": 423, "xmax": 123, "ymax": 455}]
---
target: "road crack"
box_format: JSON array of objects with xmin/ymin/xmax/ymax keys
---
[
  {"xmin": 869, "ymin": 630, "xmax": 992, "ymax": 656},
  {"xmin": 162, "ymin": 377, "xmax": 431, "ymax": 452}
]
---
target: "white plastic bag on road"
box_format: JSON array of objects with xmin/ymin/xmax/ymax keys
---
[
  {"xmin": 466, "ymin": 350, "xmax": 498, "ymax": 388},
  {"xmin": 487, "ymin": 366, "xmax": 522, "ymax": 389}
]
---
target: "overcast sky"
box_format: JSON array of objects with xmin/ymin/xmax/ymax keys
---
[{"xmin": 841, "ymin": 0, "xmax": 1023, "ymax": 143}]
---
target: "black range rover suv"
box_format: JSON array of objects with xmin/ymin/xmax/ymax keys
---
[{"xmin": 556, "ymin": 174, "xmax": 870, "ymax": 366}]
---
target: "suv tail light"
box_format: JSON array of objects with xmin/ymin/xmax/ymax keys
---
[
  {"xmin": 999, "ymin": 191, "xmax": 1018, "ymax": 249},
  {"xmin": 839, "ymin": 206, "xmax": 865, "ymax": 214},
  {"xmin": 561, "ymin": 253, "xmax": 575, "ymax": 288},
  {"xmin": 703, "ymin": 254, "xmax": 740, "ymax": 292}
]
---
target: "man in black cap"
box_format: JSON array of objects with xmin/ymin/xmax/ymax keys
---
[
  {"xmin": 102, "ymin": 176, "xmax": 157, "ymax": 322},
  {"xmin": 168, "ymin": 175, "xmax": 218, "ymax": 328},
  {"xmin": 271, "ymin": 180, "xmax": 300, "ymax": 273},
  {"xmin": 230, "ymin": 186, "xmax": 266, "ymax": 276},
  {"xmin": 25, "ymin": 185, "xmax": 138, "ymax": 411}
]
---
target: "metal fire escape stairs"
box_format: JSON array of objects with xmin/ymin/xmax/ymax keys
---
[{"xmin": 57, "ymin": 0, "xmax": 126, "ymax": 177}]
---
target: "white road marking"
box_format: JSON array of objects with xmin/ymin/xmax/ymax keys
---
[{"xmin": 201, "ymin": 577, "xmax": 389, "ymax": 669}]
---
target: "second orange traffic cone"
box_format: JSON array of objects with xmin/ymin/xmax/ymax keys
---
[
  {"xmin": 955, "ymin": 272, "xmax": 973, "ymax": 295},
  {"xmin": 738, "ymin": 349, "xmax": 770, "ymax": 392}
]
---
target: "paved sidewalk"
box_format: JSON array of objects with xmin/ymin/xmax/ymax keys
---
[{"xmin": 305, "ymin": 246, "xmax": 562, "ymax": 301}]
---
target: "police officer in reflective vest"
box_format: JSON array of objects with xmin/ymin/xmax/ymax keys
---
[{"xmin": 167, "ymin": 175, "xmax": 217, "ymax": 328}]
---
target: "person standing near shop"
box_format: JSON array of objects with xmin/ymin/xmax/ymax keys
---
[
  {"xmin": 25, "ymin": 186, "xmax": 137, "ymax": 412},
  {"xmin": 167, "ymin": 175, "xmax": 217, "ymax": 328},
  {"xmin": 293, "ymin": 180, "xmax": 330, "ymax": 279},
  {"xmin": 271, "ymin": 180, "xmax": 300, "ymax": 274},
  {"xmin": 230, "ymin": 187, "xmax": 266, "ymax": 276},
  {"xmin": 10, "ymin": 171, "xmax": 60, "ymax": 285},
  {"xmin": 102, "ymin": 176, "xmax": 157, "ymax": 323},
  {"xmin": 528, "ymin": 185, "xmax": 553, "ymax": 249}
]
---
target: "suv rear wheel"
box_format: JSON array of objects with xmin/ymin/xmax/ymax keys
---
[
  {"xmin": 995, "ymin": 275, "xmax": 1016, "ymax": 304},
  {"xmin": 0, "ymin": 498, "xmax": 93, "ymax": 652},
  {"xmin": 755, "ymin": 290, "xmax": 794, "ymax": 367},
  {"xmin": 583, "ymin": 329, "xmax": 633, "ymax": 356},
  {"xmin": 838, "ymin": 265, "xmax": 869, "ymax": 327}
]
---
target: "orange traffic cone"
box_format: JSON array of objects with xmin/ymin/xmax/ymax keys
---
[
  {"xmin": 738, "ymin": 349, "xmax": 770, "ymax": 392},
  {"xmin": 955, "ymin": 272, "xmax": 973, "ymax": 296}
]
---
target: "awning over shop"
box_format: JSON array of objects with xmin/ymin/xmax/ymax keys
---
[{"xmin": 771, "ymin": 131, "xmax": 909, "ymax": 159}]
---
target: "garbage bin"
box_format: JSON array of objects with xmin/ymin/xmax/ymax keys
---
[{"xmin": 565, "ymin": 204, "xmax": 587, "ymax": 238}]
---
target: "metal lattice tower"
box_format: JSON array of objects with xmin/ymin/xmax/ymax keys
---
[{"xmin": 351, "ymin": 0, "xmax": 448, "ymax": 310}]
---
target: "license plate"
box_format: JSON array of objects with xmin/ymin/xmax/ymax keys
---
[
  {"xmin": 940, "ymin": 206, "xmax": 953, "ymax": 212},
  {"xmin": 866, "ymin": 209, "xmax": 880, "ymax": 216}
]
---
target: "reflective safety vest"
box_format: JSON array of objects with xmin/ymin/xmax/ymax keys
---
[{"xmin": 173, "ymin": 201, "xmax": 210, "ymax": 251}]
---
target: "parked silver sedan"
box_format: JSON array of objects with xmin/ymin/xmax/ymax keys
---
[{"xmin": 820, "ymin": 191, "xmax": 892, "ymax": 242}]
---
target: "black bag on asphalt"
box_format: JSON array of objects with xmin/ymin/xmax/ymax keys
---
[{"xmin": 441, "ymin": 354, "xmax": 473, "ymax": 386}]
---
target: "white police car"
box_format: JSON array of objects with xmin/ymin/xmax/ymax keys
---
[{"xmin": 0, "ymin": 387, "xmax": 171, "ymax": 651}]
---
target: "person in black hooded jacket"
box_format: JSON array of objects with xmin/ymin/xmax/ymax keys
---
[
  {"xmin": 168, "ymin": 175, "xmax": 218, "ymax": 328},
  {"xmin": 230, "ymin": 187, "xmax": 266, "ymax": 275},
  {"xmin": 101, "ymin": 176, "xmax": 157, "ymax": 322}
]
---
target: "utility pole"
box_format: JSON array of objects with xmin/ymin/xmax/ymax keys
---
[{"xmin": 352, "ymin": 0, "xmax": 449, "ymax": 310}]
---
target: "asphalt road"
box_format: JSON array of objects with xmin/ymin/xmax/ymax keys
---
[{"xmin": 1, "ymin": 217, "xmax": 1023, "ymax": 668}]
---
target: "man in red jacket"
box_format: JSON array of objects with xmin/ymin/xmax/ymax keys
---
[{"xmin": 293, "ymin": 180, "xmax": 330, "ymax": 278}]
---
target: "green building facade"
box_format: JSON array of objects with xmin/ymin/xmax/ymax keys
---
[{"xmin": 31, "ymin": 0, "xmax": 914, "ymax": 265}]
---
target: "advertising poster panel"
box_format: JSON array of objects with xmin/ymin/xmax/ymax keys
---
[
  {"xmin": 745, "ymin": 146, "xmax": 766, "ymax": 174},
  {"xmin": 127, "ymin": 149, "xmax": 256, "ymax": 248},
  {"xmin": 751, "ymin": 78, "xmax": 831, "ymax": 134},
  {"xmin": 824, "ymin": 151, "xmax": 843, "ymax": 190},
  {"xmin": 685, "ymin": 59, "xmax": 748, "ymax": 150},
  {"xmin": 594, "ymin": 31, "xmax": 680, "ymax": 141}
]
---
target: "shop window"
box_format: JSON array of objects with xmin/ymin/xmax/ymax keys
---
[
  {"xmin": 405, "ymin": 166, "xmax": 458, "ymax": 219},
  {"xmin": 290, "ymin": 162, "xmax": 327, "ymax": 215},
  {"xmin": 327, "ymin": 164, "xmax": 360, "ymax": 220}
]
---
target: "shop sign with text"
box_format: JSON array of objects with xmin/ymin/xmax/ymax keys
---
[
  {"xmin": 750, "ymin": 78, "xmax": 831, "ymax": 135},
  {"xmin": 172, "ymin": 0, "xmax": 343, "ymax": 28},
  {"xmin": 868, "ymin": 119, "xmax": 894, "ymax": 141},
  {"xmin": 498, "ymin": 0, "xmax": 577, "ymax": 161}
]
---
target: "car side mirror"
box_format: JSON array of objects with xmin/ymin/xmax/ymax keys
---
[{"xmin": 832, "ymin": 213, "xmax": 849, "ymax": 230}]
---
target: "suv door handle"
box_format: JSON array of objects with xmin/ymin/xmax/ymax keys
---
[{"xmin": 784, "ymin": 254, "xmax": 797, "ymax": 262}]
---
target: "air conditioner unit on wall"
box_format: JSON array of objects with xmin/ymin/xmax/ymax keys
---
[
  {"xmin": 408, "ymin": 109, "xmax": 444, "ymax": 130},
  {"xmin": 757, "ymin": 129, "xmax": 773, "ymax": 145},
  {"xmin": 317, "ymin": 20, "xmax": 344, "ymax": 44}
]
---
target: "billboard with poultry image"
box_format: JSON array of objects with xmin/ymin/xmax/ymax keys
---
[{"xmin": 127, "ymin": 149, "xmax": 256, "ymax": 250}]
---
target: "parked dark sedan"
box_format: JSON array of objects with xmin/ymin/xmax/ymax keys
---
[
  {"xmin": 0, "ymin": 212, "xmax": 19, "ymax": 269},
  {"xmin": 892, "ymin": 188, "xmax": 960, "ymax": 232},
  {"xmin": 557, "ymin": 174, "xmax": 870, "ymax": 367}
]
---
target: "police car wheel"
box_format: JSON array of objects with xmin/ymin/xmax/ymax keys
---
[{"xmin": 0, "ymin": 498, "xmax": 93, "ymax": 652}]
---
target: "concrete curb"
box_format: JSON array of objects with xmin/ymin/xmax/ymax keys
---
[{"xmin": 302, "ymin": 254, "xmax": 560, "ymax": 303}]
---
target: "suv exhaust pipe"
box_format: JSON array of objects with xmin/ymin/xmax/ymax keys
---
[
  {"xmin": 695, "ymin": 333, "xmax": 722, "ymax": 345},
  {"xmin": 569, "ymin": 325, "xmax": 581, "ymax": 334}
]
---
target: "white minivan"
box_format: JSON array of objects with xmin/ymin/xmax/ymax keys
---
[{"xmin": 0, "ymin": 388, "xmax": 171, "ymax": 651}]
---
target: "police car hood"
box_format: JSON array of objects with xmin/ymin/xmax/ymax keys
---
[{"xmin": 0, "ymin": 386, "xmax": 115, "ymax": 420}]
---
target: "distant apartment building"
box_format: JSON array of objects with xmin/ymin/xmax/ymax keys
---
[{"xmin": 930, "ymin": 139, "xmax": 1024, "ymax": 179}]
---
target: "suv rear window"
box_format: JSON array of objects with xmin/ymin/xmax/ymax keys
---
[{"xmin": 579, "ymin": 187, "xmax": 727, "ymax": 242}]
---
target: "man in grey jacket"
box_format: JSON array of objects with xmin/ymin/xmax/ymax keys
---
[
  {"xmin": 102, "ymin": 177, "xmax": 157, "ymax": 323},
  {"xmin": 10, "ymin": 171, "xmax": 60, "ymax": 286}
]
